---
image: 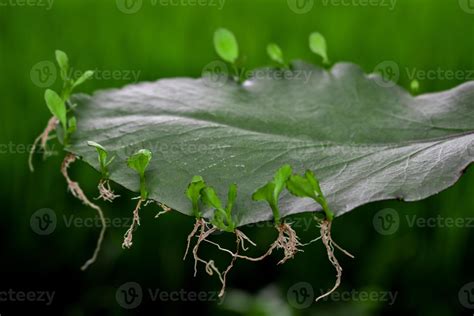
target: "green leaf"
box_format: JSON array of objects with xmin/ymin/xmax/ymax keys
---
[
  {"xmin": 286, "ymin": 174, "xmax": 317, "ymax": 200},
  {"xmin": 226, "ymin": 183, "xmax": 238, "ymax": 215},
  {"xmin": 87, "ymin": 141, "xmax": 110, "ymax": 178},
  {"xmin": 201, "ymin": 186, "xmax": 224, "ymax": 211},
  {"xmin": 73, "ymin": 70, "xmax": 94, "ymax": 89},
  {"xmin": 44, "ymin": 89, "xmax": 67, "ymax": 130},
  {"xmin": 267, "ymin": 43, "xmax": 285, "ymax": 65},
  {"xmin": 55, "ymin": 50, "xmax": 69, "ymax": 81},
  {"xmin": 68, "ymin": 61, "xmax": 474, "ymax": 227},
  {"xmin": 214, "ymin": 28, "xmax": 239, "ymax": 64},
  {"xmin": 127, "ymin": 149, "xmax": 152, "ymax": 176},
  {"xmin": 410, "ymin": 79, "xmax": 420, "ymax": 93},
  {"xmin": 309, "ymin": 32, "xmax": 329, "ymax": 64},
  {"xmin": 186, "ymin": 176, "xmax": 207, "ymax": 218}
]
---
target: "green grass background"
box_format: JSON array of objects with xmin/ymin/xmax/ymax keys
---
[{"xmin": 0, "ymin": 0, "xmax": 473, "ymax": 315}]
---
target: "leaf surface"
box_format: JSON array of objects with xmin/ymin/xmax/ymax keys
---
[{"xmin": 68, "ymin": 61, "xmax": 474, "ymax": 226}]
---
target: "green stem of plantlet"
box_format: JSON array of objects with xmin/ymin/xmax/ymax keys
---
[
  {"xmin": 139, "ymin": 174, "xmax": 148, "ymax": 200},
  {"xmin": 319, "ymin": 198, "xmax": 334, "ymax": 222},
  {"xmin": 270, "ymin": 203, "xmax": 281, "ymax": 225},
  {"xmin": 192, "ymin": 200, "xmax": 202, "ymax": 219}
]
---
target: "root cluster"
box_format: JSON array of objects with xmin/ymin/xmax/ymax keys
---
[
  {"xmin": 61, "ymin": 154, "xmax": 106, "ymax": 271},
  {"xmin": 183, "ymin": 218, "xmax": 354, "ymax": 301},
  {"xmin": 96, "ymin": 179, "xmax": 120, "ymax": 202},
  {"xmin": 183, "ymin": 219, "xmax": 255, "ymax": 298}
]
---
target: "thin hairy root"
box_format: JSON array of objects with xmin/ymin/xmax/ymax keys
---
[
  {"xmin": 235, "ymin": 230, "xmax": 256, "ymax": 251},
  {"xmin": 234, "ymin": 222, "xmax": 302, "ymax": 264},
  {"xmin": 315, "ymin": 220, "xmax": 354, "ymax": 302},
  {"xmin": 96, "ymin": 179, "xmax": 120, "ymax": 202},
  {"xmin": 186, "ymin": 220, "xmax": 241, "ymax": 298},
  {"xmin": 154, "ymin": 202, "xmax": 173, "ymax": 219},
  {"xmin": 192, "ymin": 224, "xmax": 217, "ymax": 276},
  {"xmin": 61, "ymin": 154, "xmax": 106, "ymax": 271},
  {"xmin": 122, "ymin": 199, "xmax": 144, "ymax": 249},
  {"xmin": 29, "ymin": 117, "xmax": 59, "ymax": 172},
  {"xmin": 183, "ymin": 219, "xmax": 205, "ymax": 260},
  {"xmin": 217, "ymin": 233, "xmax": 240, "ymax": 298}
]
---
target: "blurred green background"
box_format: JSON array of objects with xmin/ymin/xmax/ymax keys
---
[{"xmin": 1, "ymin": 0, "xmax": 474, "ymax": 315}]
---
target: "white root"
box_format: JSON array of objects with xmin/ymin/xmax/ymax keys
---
[
  {"xmin": 29, "ymin": 117, "xmax": 58, "ymax": 172},
  {"xmin": 96, "ymin": 179, "xmax": 120, "ymax": 202},
  {"xmin": 122, "ymin": 199, "xmax": 144, "ymax": 249},
  {"xmin": 315, "ymin": 220, "xmax": 354, "ymax": 302},
  {"xmin": 61, "ymin": 154, "xmax": 106, "ymax": 271}
]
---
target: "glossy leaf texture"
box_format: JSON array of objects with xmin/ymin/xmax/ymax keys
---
[{"xmin": 67, "ymin": 61, "xmax": 474, "ymax": 226}]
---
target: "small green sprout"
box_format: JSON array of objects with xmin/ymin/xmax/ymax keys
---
[
  {"xmin": 40, "ymin": 50, "xmax": 95, "ymax": 147},
  {"xmin": 44, "ymin": 89, "xmax": 67, "ymax": 132},
  {"xmin": 252, "ymin": 164, "xmax": 292, "ymax": 225},
  {"xmin": 213, "ymin": 28, "xmax": 242, "ymax": 82},
  {"xmin": 87, "ymin": 141, "xmax": 115, "ymax": 179},
  {"xmin": 186, "ymin": 175, "xmax": 207, "ymax": 219},
  {"xmin": 309, "ymin": 32, "xmax": 329, "ymax": 65},
  {"xmin": 214, "ymin": 28, "xmax": 239, "ymax": 64},
  {"xmin": 410, "ymin": 79, "xmax": 420, "ymax": 94},
  {"xmin": 286, "ymin": 169, "xmax": 334, "ymax": 221},
  {"xmin": 127, "ymin": 149, "xmax": 152, "ymax": 200},
  {"xmin": 266, "ymin": 43, "xmax": 286, "ymax": 66},
  {"xmin": 201, "ymin": 183, "xmax": 237, "ymax": 232}
]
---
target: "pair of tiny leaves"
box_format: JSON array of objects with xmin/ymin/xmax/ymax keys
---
[
  {"xmin": 87, "ymin": 141, "xmax": 115, "ymax": 179},
  {"xmin": 267, "ymin": 32, "xmax": 329, "ymax": 66},
  {"xmin": 44, "ymin": 50, "xmax": 94, "ymax": 140},
  {"xmin": 186, "ymin": 176, "xmax": 237, "ymax": 232},
  {"xmin": 252, "ymin": 165, "xmax": 334, "ymax": 223},
  {"xmin": 87, "ymin": 141, "xmax": 152, "ymax": 200},
  {"xmin": 214, "ymin": 28, "xmax": 329, "ymax": 66}
]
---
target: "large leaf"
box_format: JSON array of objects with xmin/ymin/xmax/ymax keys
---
[{"xmin": 67, "ymin": 61, "xmax": 474, "ymax": 227}]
